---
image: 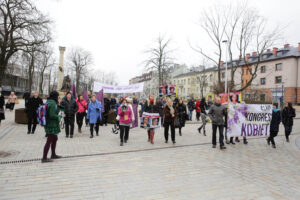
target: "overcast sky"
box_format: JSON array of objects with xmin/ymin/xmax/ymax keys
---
[{"xmin": 35, "ymin": 0, "xmax": 300, "ymax": 85}]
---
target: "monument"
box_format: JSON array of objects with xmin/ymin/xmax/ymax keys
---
[{"xmin": 57, "ymin": 46, "xmax": 66, "ymax": 96}]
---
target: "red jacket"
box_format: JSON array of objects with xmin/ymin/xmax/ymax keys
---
[
  {"xmin": 76, "ymin": 99, "xmax": 87, "ymax": 113},
  {"xmin": 195, "ymin": 100, "xmax": 201, "ymax": 113}
]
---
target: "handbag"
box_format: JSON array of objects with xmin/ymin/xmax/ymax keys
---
[
  {"xmin": 14, "ymin": 99, "xmax": 19, "ymax": 104},
  {"xmin": 174, "ymin": 117, "xmax": 181, "ymax": 128}
]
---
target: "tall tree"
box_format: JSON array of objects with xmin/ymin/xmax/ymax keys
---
[
  {"xmin": 144, "ymin": 35, "xmax": 174, "ymax": 86},
  {"xmin": 0, "ymin": 0, "xmax": 52, "ymax": 87},
  {"xmin": 68, "ymin": 47, "xmax": 93, "ymax": 94}
]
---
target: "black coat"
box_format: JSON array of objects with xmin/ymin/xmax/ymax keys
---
[
  {"xmin": 270, "ymin": 110, "xmax": 281, "ymax": 132},
  {"xmin": 176, "ymin": 104, "xmax": 187, "ymax": 127},
  {"xmin": 26, "ymin": 97, "xmax": 43, "ymax": 117},
  {"xmin": 163, "ymin": 105, "xmax": 177, "ymax": 125},
  {"xmin": 200, "ymin": 101, "xmax": 208, "ymax": 114},
  {"xmin": 104, "ymin": 98, "xmax": 111, "ymax": 113},
  {"xmin": 187, "ymin": 100, "xmax": 195, "ymax": 111},
  {"xmin": 0, "ymin": 95, "xmax": 5, "ymax": 120},
  {"xmin": 61, "ymin": 97, "xmax": 78, "ymax": 116},
  {"xmin": 144, "ymin": 101, "xmax": 159, "ymax": 113},
  {"xmin": 282, "ymin": 107, "xmax": 296, "ymax": 127}
]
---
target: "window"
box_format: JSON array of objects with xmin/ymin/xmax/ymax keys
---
[
  {"xmin": 275, "ymin": 76, "xmax": 282, "ymax": 83},
  {"xmin": 188, "ymin": 78, "xmax": 190, "ymax": 84},
  {"xmin": 184, "ymin": 79, "xmax": 186, "ymax": 85},
  {"xmin": 261, "ymin": 66, "xmax": 266, "ymax": 73},
  {"xmin": 260, "ymin": 78, "xmax": 266, "ymax": 85},
  {"xmin": 221, "ymin": 72, "xmax": 225, "ymax": 79},
  {"xmin": 260, "ymin": 94, "xmax": 266, "ymax": 102},
  {"xmin": 275, "ymin": 63, "xmax": 282, "ymax": 71}
]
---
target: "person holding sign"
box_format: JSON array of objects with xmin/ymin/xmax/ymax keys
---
[
  {"xmin": 118, "ymin": 98, "xmax": 133, "ymax": 146},
  {"xmin": 163, "ymin": 98, "xmax": 177, "ymax": 144},
  {"xmin": 208, "ymin": 96, "xmax": 227, "ymax": 150},
  {"xmin": 267, "ymin": 103, "xmax": 281, "ymax": 148},
  {"xmin": 143, "ymin": 94, "xmax": 159, "ymax": 144}
]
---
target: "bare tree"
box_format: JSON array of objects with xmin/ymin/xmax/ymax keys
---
[
  {"xmin": 144, "ymin": 35, "xmax": 174, "ymax": 86},
  {"xmin": 67, "ymin": 47, "xmax": 93, "ymax": 94},
  {"xmin": 0, "ymin": 0, "xmax": 52, "ymax": 87}
]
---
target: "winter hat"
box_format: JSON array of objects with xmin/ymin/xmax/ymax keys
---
[{"xmin": 273, "ymin": 103, "xmax": 278, "ymax": 109}]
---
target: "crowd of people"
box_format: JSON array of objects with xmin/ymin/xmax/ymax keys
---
[{"xmin": 0, "ymin": 89, "xmax": 297, "ymax": 163}]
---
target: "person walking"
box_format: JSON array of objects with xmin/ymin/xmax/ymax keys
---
[
  {"xmin": 0, "ymin": 88, "xmax": 5, "ymax": 125},
  {"xmin": 267, "ymin": 103, "xmax": 281, "ymax": 148},
  {"xmin": 87, "ymin": 95, "xmax": 103, "ymax": 138},
  {"xmin": 103, "ymin": 94, "xmax": 111, "ymax": 126},
  {"xmin": 76, "ymin": 95, "xmax": 87, "ymax": 133},
  {"xmin": 85, "ymin": 91, "xmax": 92, "ymax": 127},
  {"xmin": 26, "ymin": 91, "xmax": 43, "ymax": 134},
  {"xmin": 8, "ymin": 92, "xmax": 17, "ymax": 111},
  {"xmin": 118, "ymin": 98, "xmax": 133, "ymax": 146},
  {"xmin": 163, "ymin": 98, "xmax": 177, "ymax": 144},
  {"xmin": 282, "ymin": 102, "xmax": 296, "ymax": 142},
  {"xmin": 187, "ymin": 98, "xmax": 195, "ymax": 121},
  {"xmin": 61, "ymin": 92, "xmax": 78, "ymax": 138},
  {"xmin": 208, "ymin": 96, "xmax": 227, "ymax": 150},
  {"xmin": 42, "ymin": 91, "xmax": 63, "ymax": 163},
  {"xmin": 176, "ymin": 99, "xmax": 187, "ymax": 136},
  {"xmin": 143, "ymin": 94, "xmax": 159, "ymax": 144},
  {"xmin": 195, "ymin": 98, "xmax": 201, "ymax": 121},
  {"xmin": 198, "ymin": 97, "xmax": 208, "ymax": 136},
  {"xmin": 23, "ymin": 90, "xmax": 31, "ymax": 108}
]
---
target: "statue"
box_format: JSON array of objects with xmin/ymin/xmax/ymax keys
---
[{"xmin": 61, "ymin": 75, "xmax": 71, "ymax": 92}]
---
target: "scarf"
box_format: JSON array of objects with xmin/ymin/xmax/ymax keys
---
[{"xmin": 168, "ymin": 104, "xmax": 174, "ymax": 115}]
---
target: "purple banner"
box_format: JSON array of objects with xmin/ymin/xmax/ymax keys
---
[{"xmin": 130, "ymin": 104, "xmax": 138, "ymax": 129}]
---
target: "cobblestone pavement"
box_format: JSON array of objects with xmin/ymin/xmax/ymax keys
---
[{"xmin": 0, "ymin": 101, "xmax": 299, "ymax": 199}]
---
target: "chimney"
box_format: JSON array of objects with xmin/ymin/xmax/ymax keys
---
[
  {"xmin": 272, "ymin": 47, "xmax": 278, "ymax": 55},
  {"xmin": 252, "ymin": 52, "xmax": 257, "ymax": 56},
  {"xmin": 220, "ymin": 61, "xmax": 224, "ymax": 66},
  {"xmin": 246, "ymin": 53, "xmax": 251, "ymax": 62},
  {"xmin": 284, "ymin": 44, "xmax": 290, "ymax": 48}
]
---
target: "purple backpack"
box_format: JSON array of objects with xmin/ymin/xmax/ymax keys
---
[{"xmin": 37, "ymin": 104, "xmax": 47, "ymax": 126}]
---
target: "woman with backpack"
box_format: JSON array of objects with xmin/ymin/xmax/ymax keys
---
[
  {"xmin": 42, "ymin": 91, "xmax": 63, "ymax": 163},
  {"xmin": 118, "ymin": 98, "xmax": 133, "ymax": 146},
  {"xmin": 76, "ymin": 95, "xmax": 87, "ymax": 133},
  {"xmin": 282, "ymin": 102, "xmax": 296, "ymax": 142},
  {"xmin": 87, "ymin": 95, "xmax": 103, "ymax": 138}
]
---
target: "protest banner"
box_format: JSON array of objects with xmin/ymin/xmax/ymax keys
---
[
  {"xmin": 93, "ymin": 82, "xmax": 144, "ymax": 93},
  {"xmin": 140, "ymin": 112, "xmax": 161, "ymax": 129},
  {"xmin": 227, "ymin": 103, "xmax": 272, "ymax": 137},
  {"xmin": 219, "ymin": 92, "xmax": 242, "ymax": 104}
]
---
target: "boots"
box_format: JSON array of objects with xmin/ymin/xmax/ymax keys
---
[
  {"xmin": 230, "ymin": 137, "xmax": 235, "ymax": 145},
  {"xmin": 243, "ymin": 138, "xmax": 248, "ymax": 144},
  {"xmin": 198, "ymin": 126, "xmax": 203, "ymax": 134},
  {"xmin": 179, "ymin": 129, "xmax": 182, "ymax": 136},
  {"xmin": 235, "ymin": 137, "xmax": 240, "ymax": 143}
]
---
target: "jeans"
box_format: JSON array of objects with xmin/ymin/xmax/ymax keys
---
[
  {"xmin": 64, "ymin": 115, "xmax": 75, "ymax": 136},
  {"xmin": 212, "ymin": 124, "xmax": 224, "ymax": 146},
  {"xmin": 43, "ymin": 135, "xmax": 58, "ymax": 159},
  {"xmin": 188, "ymin": 110, "xmax": 193, "ymax": 120},
  {"xmin": 76, "ymin": 112, "xmax": 85, "ymax": 129},
  {"xmin": 120, "ymin": 125, "xmax": 130, "ymax": 142},
  {"xmin": 164, "ymin": 122, "xmax": 175, "ymax": 142},
  {"xmin": 27, "ymin": 113, "xmax": 38, "ymax": 133}
]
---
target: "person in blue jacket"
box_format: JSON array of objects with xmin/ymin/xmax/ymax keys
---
[{"xmin": 87, "ymin": 95, "xmax": 103, "ymax": 138}]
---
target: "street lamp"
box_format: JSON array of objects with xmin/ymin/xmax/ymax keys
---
[{"xmin": 222, "ymin": 40, "xmax": 229, "ymax": 99}]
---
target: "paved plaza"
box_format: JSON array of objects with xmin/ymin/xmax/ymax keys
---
[{"xmin": 0, "ymin": 103, "xmax": 300, "ymax": 200}]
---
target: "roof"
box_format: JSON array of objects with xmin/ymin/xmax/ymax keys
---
[{"xmin": 173, "ymin": 67, "xmax": 217, "ymax": 78}]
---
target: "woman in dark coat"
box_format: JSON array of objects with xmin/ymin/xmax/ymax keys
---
[
  {"xmin": 0, "ymin": 88, "xmax": 5, "ymax": 124},
  {"xmin": 198, "ymin": 98, "xmax": 208, "ymax": 136},
  {"xmin": 176, "ymin": 99, "xmax": 187, "ymax": 136},
  {"xmin": 26, "ymin": 92, "xmax": 43, "ymax": 134},
  {"xmin": 282, "ymin": 102, "xmax": 296, "ymax": 142},
  {"xmin": 267, "ymin": 103, "xmax": 281, "ymax": 148},
  {"xmin": 163, "ymin": 98, "xmax": 177, "ymax": 144},
  {"xmin": 143, "ymin": 94, "xmax": 159, "ymax": 144}
]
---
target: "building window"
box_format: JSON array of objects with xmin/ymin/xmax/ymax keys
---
[
  {"xmin": 260, "ymin": 94, "xmax": 266, "ymax": 101},
  {"xmin": 188, "ymin": 78, "xmax": 190, "ymax": 84},
  {"xmin": 184, "ymin": 79, "xmax": 186, "ymax": 85},
  {"xmin": 221, "ymin": 72, "xmax": 225, "ymax": 79},
  {"xmin": 261, "ymin": 66, "xmax": 266, "ymax": 73},
  {"xmin": 275, "ymin": 76, "xmax": 282, "ymax": 83},
  {"xmin": 275, "ymin": 63, "xmax": 282, "ymax": 71},
  {"xmin": 260, "ymin": 78, "xmax": 266, "ymax": 85}
]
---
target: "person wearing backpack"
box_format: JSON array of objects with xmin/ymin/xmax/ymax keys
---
[
  {"xmin": 42, "ymin": 91, "xmax": 63, "ymax": 163},
  {"xmin": 61, "ymin": 92, "xmax": 78, "ymax": 138},
  {"xmin": 76, "ymin": 95, "xmax": 87, "ymax": 133},
  {"xmin": 26, "ymin": 91, "xmax": 43, "ymax": 134}
]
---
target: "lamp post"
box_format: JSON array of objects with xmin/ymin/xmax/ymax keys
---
[{"xmin": 222, "ymin": 40, "xmax": 229, "ymax": 100}]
